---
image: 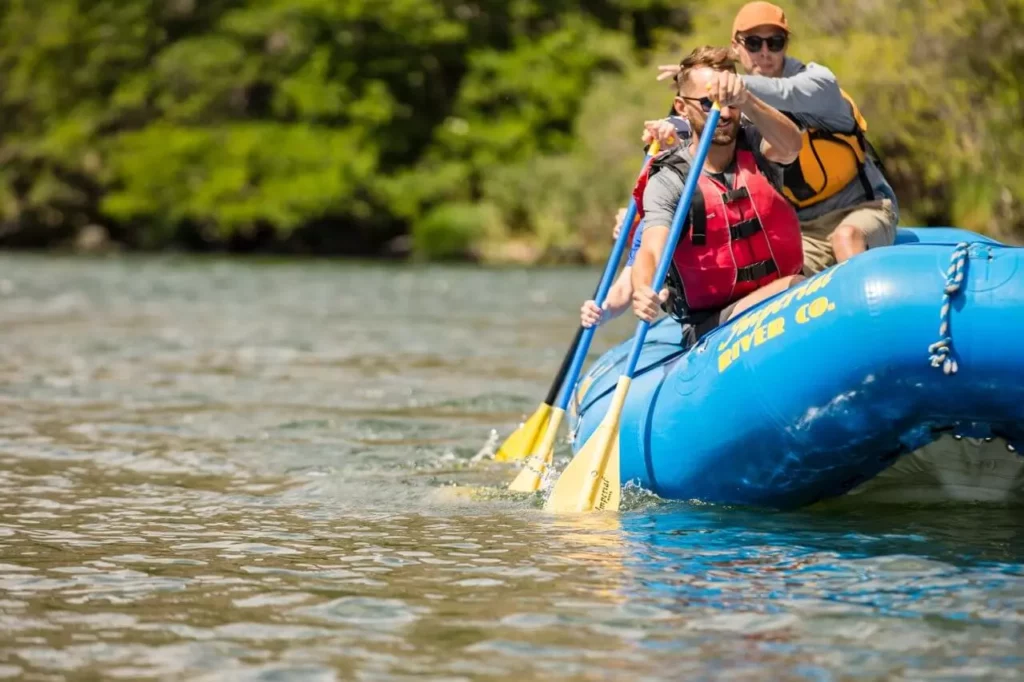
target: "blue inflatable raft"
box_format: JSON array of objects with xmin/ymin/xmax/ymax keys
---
[{"xmin": 568, "ymin": 227, "xmax": 1024, "ymax": 509}]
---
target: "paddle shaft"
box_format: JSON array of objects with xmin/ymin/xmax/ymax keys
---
[
  {"xmin": 540, "ymin": 232, "xmax": 629, "ymax": 407},
  {"xmin": 542, "ymin": 117, "xmax": 718, "ymax": 512},
  {"xmin": 551, "ymin": 144, "xmax": 660, "ymax": 413},
  {"xmin": 542, "ymin": 202, "xmax": 635, "ymax": 407},
  {"xmin": 542, "ymin": 326, "xmax": 583, "ymax": 406},
  {"xmin": 624, "ymin": 106, "xmax": 722, "ymax": 377}
]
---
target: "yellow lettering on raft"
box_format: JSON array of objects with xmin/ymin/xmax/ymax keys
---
[
  {"xmin": 730, "ymin": 314, "xmax": 753, "ymax": 341},
  {"xmin": 718, "ymin": 335, "xmax": 750, "ymax": 372},
  {"xmin": 787, "ymin": 281, "xmax": 811, "ymax": 301},
  {"xmin": 809, "ymin": 296, "xmax": 830, "ymax": 318},
  {"xmin": 719, "ymin": 311, "xmax": 754, "ymax": 351},
  {"xmin": 796, "ymin": 296, "xmax": 835, "ymax": 324},
  {"xmin": 753, "ymin": 324, "xmax": 768, "ymax": 346},
  {"xmin": 718, "ymin": 323, "xmax": 736, "ymax": 352},
  {"xmin": 717, "ymin": 331, "xmax": 744, "ymax": 371},
  {"xmin": 718, "ymin": 261, "xmax": 844, "ymax": 352},
  {"xmin": 716, "ymin": 316, "xmax": 787, "ymax": 372},
  {"xmin": 718, "ymin": 345, "xmax": 736, "ymax": 372},
  {"xmin": 765, "ymin": 296, "xmax": 786, "ymax": 318},
  {"xmin": 796, "ymin": 277, "xmax": 821, "ymax": 299},
  {"xmin": 776, "ymin": 289, "xmax": 799, "ymax": 311}
]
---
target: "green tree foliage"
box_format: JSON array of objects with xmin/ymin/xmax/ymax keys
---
[
  {"xmin": 0, "ymin": 0, "xmax": 688, "ymax": 255},
  {"xmin": 0, "ymin": 0, "xmax": 1022, "ymax": 259}
]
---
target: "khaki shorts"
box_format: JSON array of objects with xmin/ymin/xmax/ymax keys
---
[{"xmin": 800, "ymin": 198, "xmax": 898, "ymax": 276}]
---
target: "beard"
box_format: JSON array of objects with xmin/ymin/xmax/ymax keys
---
[{"xmin": 692, "ymin": 117, "xmax": 740, "ymax": 146}]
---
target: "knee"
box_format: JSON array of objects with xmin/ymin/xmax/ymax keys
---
[
  {"xmin": 830, "ymin": 223, "xmax": 863, "ymax": 249},
  {"xmin": 780, "ymin": 274, "xmax": 805, "ymax": 288}
]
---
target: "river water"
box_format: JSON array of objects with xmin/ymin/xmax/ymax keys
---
[{"xmin": 1, "ymin": 253, "xmax": 1023, "ymax": 681}]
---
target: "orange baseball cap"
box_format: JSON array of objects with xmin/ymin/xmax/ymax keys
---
[{"xmin": 732, "ymin": 2, "xmax": 789, "ymax": 35}]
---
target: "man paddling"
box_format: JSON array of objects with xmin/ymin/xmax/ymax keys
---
[
  {"xmin": 629, "ymin": 46, "xmax": 806, "ymax": 344},
  {"xmin": 581, "ymin": 46, "xmax": 805, "ymax": 332},
  {"xmin": 655, "ymin": 2, "xmax": 899, "ymax": 275},
  {"xmin": 584, "ymin": 5, "xmax": 899, "ymax": 327}
]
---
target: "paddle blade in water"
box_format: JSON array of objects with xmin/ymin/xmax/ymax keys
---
[
  {"xmin": 507, "ymin": 408, "xmax": 565, "ymax": 492},
  {"xmin": 543, "ymin": 377, "xmax": 628, "ymax": 513},
  {"xmin": 494, "ymin": 404, "xmax": 551, "ymax": 462}
]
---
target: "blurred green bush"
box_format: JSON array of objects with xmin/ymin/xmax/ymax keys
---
[{"xmin": 0, "ymin": 0, "xmax": 1020, "ymax": 260}]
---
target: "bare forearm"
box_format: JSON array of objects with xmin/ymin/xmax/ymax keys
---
[
  {"xmin": 739, "ymin": 94, "xmax": 802, "ymax": 161},
  {"xmin": 631, "ymin": 248, "xmax": 657, "ymax": 293},
  {"xmin": 628, "ymin": 229, "xmax": 671, "ymax": 322},
  {"xmin": 605, "ymin": 269, "xmax": 633, "ymax": 313}
]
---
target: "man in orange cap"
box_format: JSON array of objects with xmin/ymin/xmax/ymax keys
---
[{"xmin": 643, "ymin": 1, "xmax": 899, "ymax": 276}]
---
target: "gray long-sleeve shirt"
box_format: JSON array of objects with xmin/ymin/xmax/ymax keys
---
[{"xmin": 741, "ymin": 57, "xmax": 898, "ymax": 221}]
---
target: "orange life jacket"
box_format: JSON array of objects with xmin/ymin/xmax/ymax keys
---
[{"xmin": 781, "ymin": 89, "xmax": 876, "ymax": 208}]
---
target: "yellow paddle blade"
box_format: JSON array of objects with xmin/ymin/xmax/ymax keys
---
[
  {"xmin": 508, "ymin": 408, "xmax": 565, "ymax": 492},
  {"xmin": 494, "ymin": 403, "xmax": 551, "ymax": 462},
  {"xmin": 544, "ymin": 377, "xmax": 628, "ymax": 513}
]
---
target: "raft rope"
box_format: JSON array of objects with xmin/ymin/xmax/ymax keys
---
[{"xmin": 927, "ymin": 241, "xmax": 970, "ymax": 375}]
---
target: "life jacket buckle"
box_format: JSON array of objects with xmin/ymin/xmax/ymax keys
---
[
  {"xmin": 721, "ymin": 187, "xmax": 750, "ymax": 204},
  {"xmin": 729, "ymin": 218, "xmax": 762, "ymax": 241},
  {"xmin": 736, "ymin": 259, "xmax": 778, "ymax": 282}
]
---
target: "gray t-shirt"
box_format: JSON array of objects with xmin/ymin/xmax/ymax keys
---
[
  {"xmin": 741, "ymin": 57, "xmax": 898, "ymax": 221},
  {"xmin": 640, "ymin": 125, "xmax": 784, "ymax": 234}
]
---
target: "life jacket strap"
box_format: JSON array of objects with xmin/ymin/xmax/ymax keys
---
[
  {"xmin": 721, "ymin": 187, "xmax": 750, "ymax": 203},
  {"xmin": 729, "ymin": 218, "xmax": 762, "ymax": 241},
  {"xmin": 737, "ymin": 259, "xmax": 778, "ymax": 282},
  {"xmin": 690, "ymin": 183, "xmax": 707, "ymax": 246}
]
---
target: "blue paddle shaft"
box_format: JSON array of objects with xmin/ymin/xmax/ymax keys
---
[
  {"xmin": 624, "ymin": 106, "xmax": 722, "ymax": 378},
  {"xmin": 552, "ymin": 152, "xmax": 655, "ymax": 412}
]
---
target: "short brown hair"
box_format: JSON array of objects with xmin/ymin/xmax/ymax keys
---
[{"xmin": 675, "ymin": 46, "xmax": 738, "ymax": 94}]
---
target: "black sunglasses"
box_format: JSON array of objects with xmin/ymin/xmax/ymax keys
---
[
  {"xmin": 738, "ymin": 34, "xmax": 787, "ymax": 53},
  {"xmin": 679, "ymin": 96, "xmax": 714, "ymax": 113}
]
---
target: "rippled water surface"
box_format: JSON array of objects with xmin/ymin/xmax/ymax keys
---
[{"xmin": 1, "ymin": 253, "xmax": 1024, "ymax": 681}]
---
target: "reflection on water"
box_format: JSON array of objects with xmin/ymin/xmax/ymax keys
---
[{"xmin": 1, "ymin": 254, "xmax": 1023, "ymax": 680}]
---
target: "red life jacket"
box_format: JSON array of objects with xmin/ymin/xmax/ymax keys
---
[{"xmin": 631, "ymin": 146, "xmax": 803, "ymax": 312}]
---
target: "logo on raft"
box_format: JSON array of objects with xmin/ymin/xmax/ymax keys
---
[{"xmin": 715, "ymin": 260, "xmax": 848, "ymax": 373}]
